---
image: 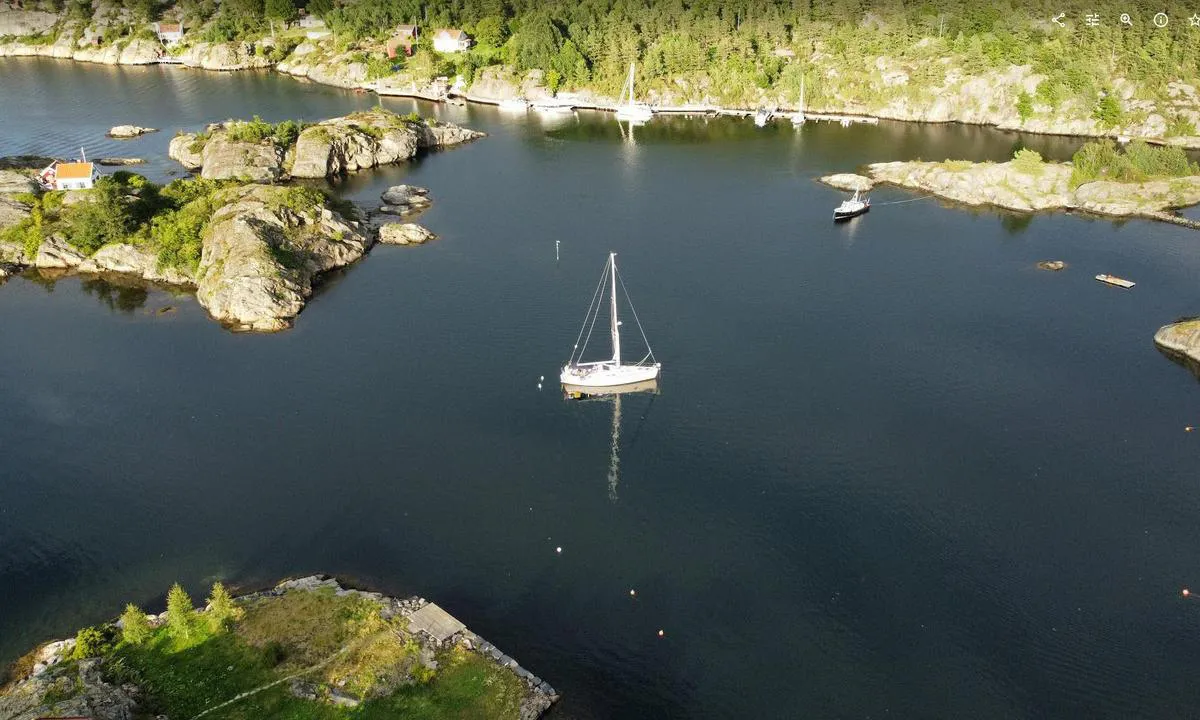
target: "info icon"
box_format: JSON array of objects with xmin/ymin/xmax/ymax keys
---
[{"xmin": 1153, "ymin": 12, "xmax": 1169, "ymax": 27}]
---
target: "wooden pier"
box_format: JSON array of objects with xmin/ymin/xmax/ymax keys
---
[
  {"xmin": 804, "ymin": 112, "xmax": 880, "ymax": 125},
  {"xmin": 363, "ymin": 85, "xmax": 886, "ymax": 127}
]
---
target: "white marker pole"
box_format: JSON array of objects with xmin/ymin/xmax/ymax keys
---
[{"xmin": 555, "ymin": 240, "xmax": 560, "ymax": 262}]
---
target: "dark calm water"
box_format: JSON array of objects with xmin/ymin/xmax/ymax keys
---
[{"xmin": 3, "ymin": 58, "xmax": 1200, "ymax": 719}]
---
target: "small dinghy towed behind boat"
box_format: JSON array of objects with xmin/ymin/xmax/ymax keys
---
[
  {"xmin": 833, "ymin": 189, "xmax": 870, "ymax": 221},
  {"xmin": 561, "ymin": 252, "xmax": 661, "ymax": 393}
]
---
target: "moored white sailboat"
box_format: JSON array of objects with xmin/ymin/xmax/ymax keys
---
[
  {"xmin": 561, "ymin": 252, "xmax": 661, "ymax": 392},
  {"xmin": 792, "ymin": 78, "xmax": 807, "ymax": 126},
  {"xmin": 498, "ymin": 98, "xmax": 529, "ymax": 112},
  {"xmin": 614, "ymin": 63, "xmax": 654, "ymax": 123}
]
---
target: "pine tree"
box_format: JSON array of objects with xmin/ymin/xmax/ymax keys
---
[
  {"xmin": 265, "ymin": 0, "xmax": 298, "ymax": 23},
  {"xmin": 166, "ymin": 583, "xmax": 195, "ymax": 641},
  {"xmin": 120, "ymin": 604, "xmax": 153, "ymax": 645},
  {"xmin": 206, "ymin": 582, "xmax": 243, "ymax": 630}
]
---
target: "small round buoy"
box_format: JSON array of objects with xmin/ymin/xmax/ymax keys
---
[
  {"xmin": 537, "ymin": 383, "xmax": 542, "ymax": 389},
  {"xmin": 1187, "ymin": 427, "xmax": 1195, "ymax": 432},
  {"xmin": 556, "ymin": 546, "xmax": 562, "ymax": 554},
  {"xmin": 1184, "ymin": 588, "xmax": 1191, "ymax": 597},
  {"xmin": 540, "ymin": 375, "xmax": 545, "ymax": 382},
  {"xmin": 629, "ymin": 589, "xmax": 636, "ymax": 597},
  {"xmin": 657, "ymin": 629, "xmax": 665, "ymax": 638}
]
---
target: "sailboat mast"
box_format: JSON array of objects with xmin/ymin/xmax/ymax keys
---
[
  {"xmin": 628, "ymin": 63, "xmax": 635, "ymax": 105},
  {"xmin": 610, "ymin": 252, "xmax": 621, "ymax": 364}
]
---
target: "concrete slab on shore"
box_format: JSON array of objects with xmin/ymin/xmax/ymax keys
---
[{"xmin": 408, "ymin": 602, "xmax": 466, "ymax": 642}]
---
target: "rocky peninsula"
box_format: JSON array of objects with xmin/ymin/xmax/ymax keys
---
[
  {"xmin": 0, "ymin": 575, "xmax": 558, "ymax": 720},
  {"xmin": 0, "ymin": 109, "xmax": 480, "ymax": 331}
]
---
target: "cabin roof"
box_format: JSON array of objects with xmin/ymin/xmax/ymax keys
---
[
  {"xmin": 434, "ymin": 28, "xmax": 467, "ymax": 39},
  {"xmin": 55, "ymin": 162, "xmax": 94, "ymax": 179},
  {"xmin": 394, "ymin": 24, "xmax": 417, "ymax": 35},
  {"xmin": 155, "ymin": 22, "xmax": 182, "ymax": 33}
]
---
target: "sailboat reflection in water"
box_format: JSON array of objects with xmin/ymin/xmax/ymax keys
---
[
  {"xmin": 561, "ymin": 252, "xmax": 661, "ymax": 394},
  {"xmin": 570, "ymin": 382, "xmax": 659, "ymax": 500}
]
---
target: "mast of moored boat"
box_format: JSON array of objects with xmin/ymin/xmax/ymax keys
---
[
  {"xmin": 627, "ymin": 63, "xmax": 636, "ymax": 105},
  {"xmin": 610, "ymin": 253, "xmax": 621, "ymax": 364}
]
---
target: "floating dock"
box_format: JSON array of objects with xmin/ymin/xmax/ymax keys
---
[{"xmin": 1096, "ymin": 274, "xmax": 1136, "ymax": 288}]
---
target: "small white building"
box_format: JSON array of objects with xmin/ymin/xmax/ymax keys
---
[
  {"xmin": 432, "ymin": 28, "xmax": 471, "ymax": 53},
  {"xmin": 298, "ymin": 14, "xmax": 326, "ymax": 30},
  {"xmin": 153, "ymin": 22, "xmax": 184, "ymax": 46},
  {"xmin": 39, "ymin": 161, "xmax": 97, "ymax": 191}
]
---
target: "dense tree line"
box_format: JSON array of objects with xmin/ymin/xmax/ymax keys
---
[
  {"xmin": 30, "ymin": 1, "xmax": 1200, "ymax": 119},
  {"xmin": 292, "ymin": 1, "xmax": 1200, "ymax": 102}
]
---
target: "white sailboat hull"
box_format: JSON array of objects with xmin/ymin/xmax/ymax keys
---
[
  {"xmin": 615, "ymin": 104, "xmax": 654, "ymax": 122},
  {"xmin": 561, "ymin": 362, "xmax": 661, "ymax": 389},
  {"xmin": 533, "ymin": 102, "xmax": 575, "ymax": 114}
]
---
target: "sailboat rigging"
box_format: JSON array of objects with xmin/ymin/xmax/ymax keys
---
[
  {"xmin": 792, "ymin": 77, "xmax": 807, "ymax": 125},
  {"xmin": 614, "ymin": 62, "xmax": 654, "ymax": 123},
  {"xmin": 561, "ymin": 252, "xmax": 661, "ymax": 392}
]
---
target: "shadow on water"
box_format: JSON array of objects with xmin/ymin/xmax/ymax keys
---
[
  {"xmin": 80, "ymin": 277, "xmax": 149, "ymax": 314},
  {"xmin": 999, "ymin": 211, "xmax": 1035, "ymax": 235},
  {"xmin": 16, "ymin": 269, "xmax": 191, "ymax": 315}
]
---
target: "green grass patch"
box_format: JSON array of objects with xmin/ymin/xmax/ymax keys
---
[
  {"xmin": 111, "ymin": 626, "xmax": 338, "ymax": 720},
  {"xmin": 939, "ymin": 159, "xmax": 973, "ymax": 172},
  {"xmin": 357, "ymin": 647, "xmax": 525, "ymax": 720},
  {"xmin": 1011, "ymin": 148, "xmax": 1045, "ymax": 176},
  {"xmin": 237, "ymin": 588, "xmax": 368, "ymax": 667}
]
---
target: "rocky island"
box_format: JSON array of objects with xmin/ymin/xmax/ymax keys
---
[
  {"xmin": 0, "ymin": 575, "xmax": 558, "ymax": 720},
  {"xmin": 0, "ymin": 110, "xmax": 481, "ymax": 332},
  {"xmin": 820, "ymin": 141, "xmax": 1200, "ymax": 226},
  {"xmin": 168, "ymin": 110, "xmax": 483, "ymax": 182},
  {"xmin": 1154, "ymin": 319, "xmax": 1200, "ymax": 372}
]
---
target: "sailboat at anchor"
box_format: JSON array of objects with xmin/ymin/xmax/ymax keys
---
[{"xmin": 561, "ymin": 252, "xmax": 661, "ymax": 392}]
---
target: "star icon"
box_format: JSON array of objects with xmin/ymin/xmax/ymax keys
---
[{"xmin": 1191, "ymin": 13, "xmax": 1200, "ymax": 26}]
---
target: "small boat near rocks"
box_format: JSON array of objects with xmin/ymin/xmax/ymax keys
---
[{"xmin": 833, "ymin": 189, "xmax": 870, "ymax": 221}]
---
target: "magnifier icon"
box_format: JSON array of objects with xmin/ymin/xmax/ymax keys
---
[{"xmin": 1120, "ymin": 13, "xmax": 1132, "ymax": 25}]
